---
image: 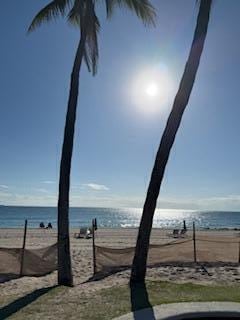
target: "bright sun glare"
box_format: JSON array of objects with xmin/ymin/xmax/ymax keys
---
[
  {"xmin": 131, "ymin": 65, "xmax": 174, "ymax": 115},
  {"xmin": 145, "ymin": 82, "xmax": 158, "ymax": 97}
]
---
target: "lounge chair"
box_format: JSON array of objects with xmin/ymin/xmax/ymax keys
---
[
  {"xmin": 180, "ymin": 229, "xmax": 187, "ymax": 237},
  {"xmin": 86, "ymin": 227, "xmax": 93, "ymax": 239},
  {"xmin": 172, "ymin": 229, "xmax": 179, "ymax": 238},
  {"xmin": 74, "ymin": 227, "xmax": 92, "ymax": 239}
]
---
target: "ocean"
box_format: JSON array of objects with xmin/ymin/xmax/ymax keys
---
[{"xmin": 0, "ymin": 206, "xmax": 240, "ymax": 230}]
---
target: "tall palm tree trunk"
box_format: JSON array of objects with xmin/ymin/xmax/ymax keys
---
[
  {"xmin": 58, "ymin": 29, "xmax": 87, "ymax": 287},
  {"xmin": 131, "ymin": 0, "xmax": 212, "ymax": 284}
]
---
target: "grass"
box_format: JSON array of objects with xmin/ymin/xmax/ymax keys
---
[{"xmin": 1, "ymin": 281, "xmax": 240, "ymax": 319}]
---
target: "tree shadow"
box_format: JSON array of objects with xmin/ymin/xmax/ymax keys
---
[
  {"xmin": 82, "ymin": 267, "xmax": 130, "ymax": 284},
  {"xmin": 0, "ymin": 274, "xmax": 20, "ymax": 284},
  {"xmin": 0, "ymin": 285, "xmax": 58, "ymax": 319},
  {"xmin": 130, "ymin": 282, "xmax": 156, "ymax": 320},
  {"xmin": 83, "ymin": 260, "xmax": 240, "ymax": 284},
  {"xmin": 85, "ymin": 272, "xmax": 156, "ymax": 319}
]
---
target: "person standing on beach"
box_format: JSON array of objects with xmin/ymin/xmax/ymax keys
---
[{"xmin": 183, "ymin": 220, "xmax": 187, "ymax": 230}]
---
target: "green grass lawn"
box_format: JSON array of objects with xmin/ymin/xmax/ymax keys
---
[{"xmin": 1, "ymin": 281, "xmax": 240, "ymax": 320}]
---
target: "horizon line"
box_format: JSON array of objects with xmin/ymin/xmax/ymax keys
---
[{"xmin": 0, "ymin": 204, "xmax": 240, "ymax": 213}]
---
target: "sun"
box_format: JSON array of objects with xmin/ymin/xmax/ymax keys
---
[
  {"xmin": 145, "ymin": 82, "xmax": 158, "ymax": 97},
  {"xmin": 130, "ymin": 65, "xmax": 174, "ymax": 115}
]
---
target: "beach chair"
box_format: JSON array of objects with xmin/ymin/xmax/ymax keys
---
[
  {"xmin": 85, "ymin": 227, "xmax": 93, "ymax": 239},
  {"xmin": 180, "ymin": 229, "xmax": 187, "ymax": 237},
  {"xmin": 172, "ymin": 229, "xmax": 179, "ymax": 238},
  {"xmin": 74, "ymin": 227, "xmax": 92, "ymax": 239}
]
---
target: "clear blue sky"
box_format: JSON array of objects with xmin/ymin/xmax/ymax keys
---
[{"xmin": 0, "ymin": 0, "xmax": 240, "ymax": 210}]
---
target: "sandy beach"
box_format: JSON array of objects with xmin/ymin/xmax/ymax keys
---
[{"xmin": 1, "ymin": 228, "xmax": 240, "ymax": 302}]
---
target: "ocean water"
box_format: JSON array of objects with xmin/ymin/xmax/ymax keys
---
[{"xmin": 0, "ymin": 206, "xmax": 240, "ymax": 230}]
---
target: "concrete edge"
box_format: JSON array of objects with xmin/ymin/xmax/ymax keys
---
[{"xmin": 113, "ymin": 302, "xmax": 240, "ymax": 320}]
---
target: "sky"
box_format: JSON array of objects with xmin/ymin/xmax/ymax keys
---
[{"xmin": 0, "ymin": 0, "xmax": 240, "ymax": 210}]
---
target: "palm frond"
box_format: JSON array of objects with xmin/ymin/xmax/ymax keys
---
[
  {"xmin": 105, "ymin": 0, "xmax": 156, "ymax": 25},
  {"xmin": 28, "ymin": 0, "xmax": 73, "ymax": 32},
  {"xmin": 29, "ymin": 0, "xmax": 155, "ymax": 75},
  {"xmin": 68, "ymin": 0, "xmax": 100, "ymax": 75},
  {"xmin": 67, "ymin": 0, "xmax": 82, "ymax": 27},
  {"xmin": 83, "ymin": 18, "xmax": 100, "ymax": 75},
  {"xmin": 83, "ymin": 1, "xmax": 100, "ymax": 75}
]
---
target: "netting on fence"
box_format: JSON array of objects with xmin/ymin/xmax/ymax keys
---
[
  {"xmin": 95, "ymin": 239, "xmax": 193, "ymax": 274},
  {"xmin": 95, "ymin": 236, "xmax": 240, "ymax": 274},
  {"xmin": 0, "ymin": 243, "xmax": 57, "ymax": 277},
  {"xmin": 196, "ymin": 235, "xmax": 239, "ymax": 263}
]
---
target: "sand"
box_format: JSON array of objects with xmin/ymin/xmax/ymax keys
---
[{"xmin": 0, "ymin": 228, "xmax": 240, "ymax": 301}]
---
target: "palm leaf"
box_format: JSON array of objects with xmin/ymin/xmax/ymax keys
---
[
  {"xmin": 28, "ymin": 0, "xmax": 73, "ymax": 32},
  {"xmin": 68, "ymin": 0, "xmax": 100, "ymax": 75},
  {"xmin": 29, "ymin": 0, "xmax": 156, "ymax": 75},
  {"xmin": 67, "ymin": 0, "xmax": 82, "ymax": 27},
  {"xmin": 105, "ymin": 0, "xmax": 156, "ymax": 25},
  {"xmin": 83, "ymin": 10, "xmax": 100, "ymax": 75}
]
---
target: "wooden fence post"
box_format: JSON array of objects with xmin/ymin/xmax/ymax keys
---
[
  {"xmin": 238, "ymin": 240, "xmax": 240, "ymax": 263},
  {"xmin": 92, "ymin": 219, "xmax": 96, "ymax": 275},
  {"xmin": 193, "ymin": 221, "xmax": 197, "ymax": 263},
  {"xmin": 20, "ymin": 219, "xmax": 28, "ymax": 276}
]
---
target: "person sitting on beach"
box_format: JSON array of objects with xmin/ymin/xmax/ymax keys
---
[
  {"xmin": 39, "ymin": 222, "xmax": 45, "ymax": 228},
  {"xmin": 46, "ymin": 222, "xmax": 53, "ymax": 229}
]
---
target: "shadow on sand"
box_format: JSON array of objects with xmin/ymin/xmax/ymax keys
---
[
  {"xmin": 82, "ymin": 268, "xmax": 129, "ymax": 283},
  {"xmin": 84, "ymin": 260, "xmax": 240, "ymax": 284},
  {"xmin": 0, "ymin": 274, "xmax": 20, "ymax": 284},
  {"xmin": 0, "ymin": 285, "xmax": 58, "ymax": 320}
]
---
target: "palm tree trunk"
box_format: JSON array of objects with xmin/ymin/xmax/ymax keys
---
[
  {"xmin": 130, "ymin": 0, "xmax": 212, "ymax": 284},
  {"xmin": 57, "ymin": 29, "xmax": 86, "ymax": 287}
]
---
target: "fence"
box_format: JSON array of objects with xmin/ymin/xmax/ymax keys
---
[
  {"xmin": 0, "ymin": 220, "xmax": 57, "ymax": 280},
  {"xmin": 0, "ymin": 243, "xmax": 57, "ymax": 277},
  {"xmin": 93, "ymin": 224, "xmax": 240, "ymax": 275}
]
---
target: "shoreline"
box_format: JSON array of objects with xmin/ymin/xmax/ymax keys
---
[{"xmin": 1, "ymin": 226, "xmax": 240, "ymax": 231}]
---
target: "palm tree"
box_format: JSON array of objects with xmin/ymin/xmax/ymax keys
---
[
  {"xmin": 29, "ymin": 0, "xmax": 155, "ymax": 287},
  {"xmin": 131, "ymin": 0, "xmax": 212, "ymax": 283}
]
